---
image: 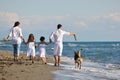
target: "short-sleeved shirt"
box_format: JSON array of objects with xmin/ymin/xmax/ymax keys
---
[{"xmin": 9, "ymin": 26, "xmax": 23, "ymax": 44}]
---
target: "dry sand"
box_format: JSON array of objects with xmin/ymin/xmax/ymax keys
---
[{"xmin": 0, "ymin": 50, "xmax": 59, "ymax": 80}]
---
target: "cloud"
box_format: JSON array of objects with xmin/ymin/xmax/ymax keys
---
[
  {"xmin": 107, "ymin": 13, "xmax": 120, "ymax": 22},
  {"xmin": 74, "ymin": 21, "xmax": 87, "ymax": 27},
  {"xmin": 0, "ymin": 11, "xmax": 120, "ymax": 41},
  {"xmin": 0, "ymin": 11, "xmax": 19, "ymax": 25},
  {"xmin": 18, "ymin": 15, "xmax": 67, "ymax": 27},
  {"xmin": 87, "ymin": 12, "xmax": 120, "ymax": 22},
  {"xmin": 0, "ymin": 11, "xmax": 67, "ymax": 27},
  {"xmin": 0, "ymin": 11, "xmax": 120, "ymax": 30},
  {"xmin": 84, "ymin": 16, "xmax": 100, "ymax": 21}
]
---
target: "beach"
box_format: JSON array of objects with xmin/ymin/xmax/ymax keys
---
[
  {"xmin": 0, "ymin": 42, "xmax": 120, "ymax": 80},
  {"xmin": 0, "ymin": 50, "xmax": 59, "ymax": 80}
]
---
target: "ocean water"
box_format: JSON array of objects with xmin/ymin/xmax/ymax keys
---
[{"xmin": 0, "ymin": 41, "xmax": 120, "ymax": 80}]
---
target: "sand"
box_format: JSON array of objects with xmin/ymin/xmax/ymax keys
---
[{"xmin": 0, "ymin": 50, "xmax": 59, "ymax": 80}]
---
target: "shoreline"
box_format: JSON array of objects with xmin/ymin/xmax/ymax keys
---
[{"xmin": 0, "ymin": 50, "xmax": 60, "ymax": 80}]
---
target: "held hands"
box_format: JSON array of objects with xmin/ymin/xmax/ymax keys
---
[
  {"xmin": 22, "ymin": 39, "xmax": 26, "ymax": 44},
  {"xmin": 49, "ymin": 39, "xmax": 52, "ymax": 43},
  {"xmin": 3, "ymin": 38, "xmax": 10, "ymax": 41}
]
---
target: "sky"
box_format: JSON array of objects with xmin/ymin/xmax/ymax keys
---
[{"xmin": 0, "ymin": 0, "xmax": 120, "ymax": 42}]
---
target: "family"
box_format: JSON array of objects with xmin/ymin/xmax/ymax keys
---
[{"xmin": 6, "ymin": 21, "xmax": 76, "ymax": 66}]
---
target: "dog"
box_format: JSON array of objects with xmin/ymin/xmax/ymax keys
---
[{"xmin": 74, "ymin": 49, "xmax": 83, "ymax": 69}]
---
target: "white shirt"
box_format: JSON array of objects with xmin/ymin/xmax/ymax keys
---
[
  {"xmin": 50, "ymin": 29, "xmax": 70, "ymax": 43},
  {"xmin": 9, "ymin": 26, "xmax": 23, "ymax": 44}
]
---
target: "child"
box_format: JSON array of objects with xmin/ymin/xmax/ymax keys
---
[
  {"xmin": 37, "ymin": 36, "xmax": 50, "ymax": 64},
  {"xmin": 26, "ymin": 34, "xmax": 36, "ymax": 63}
]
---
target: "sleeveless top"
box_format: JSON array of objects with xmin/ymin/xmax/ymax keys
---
[
  {"xmin": 27, "ymin": 42, "xmax": 35, "ymax": 56},
  {"xmin": 39, "ymin": 43, "xmax": 46, "ymax": 54}
]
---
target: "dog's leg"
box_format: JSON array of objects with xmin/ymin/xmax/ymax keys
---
[
  {"xmin": 75, "ymin": 63, "xmax": 76, "ymax": 68},
  {"xmin": 79, "ymin": 61, "xmax": 82, "ymax": 69},
  {"xmin": 79, "ymin": 64, "xmax": 81, "ymax": 69},
  {"xmin": 75, "ymin": 63, "xmax": 77, "ymax": 69},
  {"xmin": 77, "ymin": 63, "xmax": 80, "ymax": 69}
]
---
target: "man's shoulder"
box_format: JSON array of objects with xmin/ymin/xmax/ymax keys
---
[
  {"xmin": 14, "ymin": 27, "xmax": 21, "ymax": 30},
  {"xmin": 52, "ymin": 30, "xmax": 58, "ymax": 33},
  {"xmin": 51, "ymin": 29, "xmax": 63, "ymax": 34}
]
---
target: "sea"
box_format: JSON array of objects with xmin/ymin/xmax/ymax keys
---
[{"xmin": 0, "ymin": 41, "xmax": 120, "ymax": 80}]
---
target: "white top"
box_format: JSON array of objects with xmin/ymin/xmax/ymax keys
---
[
  {"xmin": 27, "ymin": 42, "xmax": 36, "ymax": 57},
  {"xmin": 27, "ymin": 42, "xmax": 35, "ymax": 49},
  {"xmin": 49, "ymin": 29, "xmax": 70, "ymax": 43},
  {"xmin": 9, "ymin": 26, "xmax": 23, "ymax": 44},
  {"xmin": 38, "ymin": 43, "xmax": 46, "ymax": 57}
]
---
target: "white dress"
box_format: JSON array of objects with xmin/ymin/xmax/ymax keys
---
[
  {"xmin": 27, "ymin": 42, "xmax": 36, "ymax": 57},
  {"xmin": 38, "ymin": 43, "xmax": 46, "ymax": 58}
]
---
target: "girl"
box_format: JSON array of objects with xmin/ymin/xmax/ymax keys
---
[
  {"xmin": 26, "ymin": 34, "xmax": 36, "ymax": 63},
  {"xmin": 37, "ymin": 36, "xmax": 50, "ymax": 64}
]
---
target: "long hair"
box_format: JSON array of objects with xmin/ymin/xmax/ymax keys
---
[
  {"xmin": 13, "ymin": 21, "xmax": 20, "ymax": 27},
  {"xmin": 27, "ymin": 34, "xmax": 35, "ymax": 43}
]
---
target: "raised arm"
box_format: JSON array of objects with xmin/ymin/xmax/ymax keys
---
[
  {"xmin": 70, "ymin": 32, "xmax": 77, "ymax": 40},
  {"xmin": 44, "ymin": 42, "xmax": 51, "ymax": 45},
  {"xmin": 49, "ymin": 32, "xmax": 54, "ymax": 43}
]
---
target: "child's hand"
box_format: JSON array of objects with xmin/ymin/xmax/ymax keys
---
[
  {"xmin": 35, "ymin": 44, "xmax": 38, "ymax": 48},
  {"xmin": 22, "ymin": 39, "xmax": 27, "ymax": 44},
  {"xmin": 3, "ymin": 38, "xmax": 9, "ymax": 41},
  {"xmin": 49, "ymin": 39, "xmax": 52, "ymax": 43}
]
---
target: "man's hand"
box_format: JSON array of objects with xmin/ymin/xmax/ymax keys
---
[{"xmin": 74, "ymin": 34, "xmax": 77, "ymax": 41}]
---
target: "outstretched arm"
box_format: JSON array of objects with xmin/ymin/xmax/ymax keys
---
[
  {"xmin": 70, "ymin": 32, "xmax": 77, "ymax": 40},
  {"xmin": 49, "ymin": 32, "xmax": 54, "ymax": 43},
  {"xmin": 44, "ymin": 41, "xmax": 51, "ymax": 45},
  {"xmin": 6, "ymin": 35, "xmax": 10, "ymax": 40},
  {"xmin": 4, "ymin": 35, "xmax": 11, "ymax": 41},
  {"xmin": 63, "ymin": 31, "xmax": 77, "ymax": 41}
]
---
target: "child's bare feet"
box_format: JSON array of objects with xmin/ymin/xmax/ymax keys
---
[{"xmin": 32, "ymin": 61, "xmax": 34, "ymax": 63}]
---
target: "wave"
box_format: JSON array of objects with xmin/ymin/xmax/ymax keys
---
[
  {"xmin": 53, "ymin": 56, "xmax": 120, "ymax": 80},
  {"xmin": 0, "ymin": 44, "xmax": 12, "ymax": 47},
  {"xmin": 112, "ymin": 43, "xmax": 120, "ymax": 47},
  {"xmin": 0, "ymin": 42, "xmax": 3, "ymax": 45},
  {"xmin": 67, "ymin": 43, "xmax": 78, "ymax": 47}
]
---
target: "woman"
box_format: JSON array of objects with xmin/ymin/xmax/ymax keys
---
[{"xmin": 6, "ymin": 21, "xmax": 24, "ymax": 61}]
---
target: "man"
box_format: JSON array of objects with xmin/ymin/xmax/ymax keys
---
[{"xmin": 49, "ymin": 24, "xmax": 76, "ymax": 66}]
